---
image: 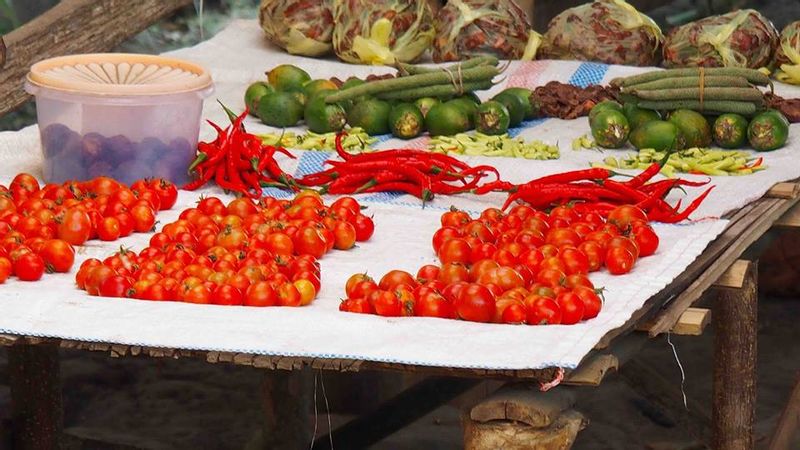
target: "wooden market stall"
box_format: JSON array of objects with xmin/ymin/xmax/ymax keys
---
[{"xmin": 0, "ymin": 2, "xmax": 799, "ymax": 450}]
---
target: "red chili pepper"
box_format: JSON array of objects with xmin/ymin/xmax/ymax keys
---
[
  {"xmin": 362, "ymin": 181, "xmax": 433, "ymax": 202},
  {"xmin": 625, "ymin": 161, "xmax": 662, "ymax": 189},
  {"xmin": 657, "ymin": 186, "xmax": 715, "ymax": 223}
]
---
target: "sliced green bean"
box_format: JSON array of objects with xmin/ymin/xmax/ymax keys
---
[
  {"xmin": 375, "ymin": 81, "xmax": 494, "ymax": 100},
  {"xmin": 636, "ymin": 100, "xmax": 759, "ymax": 115},
  {"xmin": 630, "ymin": 87, "xmax": 764, "ymax": 102},
  {"xmin": 625, "ymin": 76, "xmax": 751, "ymax": 90},
  {"xmin": 325, "ymin": 65, "xmax": 500, "ymax": 104}
]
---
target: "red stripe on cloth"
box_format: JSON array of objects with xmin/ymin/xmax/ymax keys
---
[
  {"xmin": 506, "ymin": 60, "xmax": 551, "ymax": 89},
  {"xmin": 403, "ymin": 135, "xmax": 430, "ymax": 150}
]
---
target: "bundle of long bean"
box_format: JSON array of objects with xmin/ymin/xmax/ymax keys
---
[
  {"xmin": 611, "ymin": 67, "xmax": 770, "ymax": 115},
  {"xmin": 502, "ymin": 163, "xmax": 714, "ymax": 223},
  {"xmin": 296, "ymin": 133, "xmax": 501, "ymax": 202},
  {"xmin": 185, "ymin": 107, "xmax": 298, "ymax": 197},
  {"xmin": 325, "ymin": 57, "xmax": 501, "ymax": 104}
]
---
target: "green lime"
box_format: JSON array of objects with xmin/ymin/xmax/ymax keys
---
[
  {"xmin": 267, "ymin": 64, "xmax": 311, "ymax": 92},
  {"xmin": 591, "ymin": 110, "xmax": 630, "ymax": 149},
  {"xmin": 623, "ymin": 103, "xmax": 661, "ymax": 130},
  {"xmin": 589, "ymin": 100, "xmax": 623, "ymax": 125},
  {"xmin": 257, "ymin": 91, "xmax": 304, "ymax": 127},
  {"xmin": 713, "ymin": 114, "xmax": 749, "ymax": 149},
  {"xmin": 492, "ymin": 93, "xmax": 525, "ymax": 127},
  {"xmin": 474, "ymin": 101, "xmax": 510, "ymax": 135},
  {"xmin": 303, "ymin": 79, "xmax": 338, "ymax": 100},
  {"xmin": 304, "ymin": 90, "xmax": 346, "ymax": 133},
  {"xmin": 499, "ymin": 87, "xmax": 536, "ymax": 119},
  {"xmin": 347, "ymin": 99, "xmax": 392, "ymax": 136},
  {"xmin": 748, "ymin": 110, "xmax": 789, "ymax": 151},
  {"xmin": 447, "ymin": 97, "xmax": 479, "ymax": 129},
  {"xmin": 414, "ymin": 97, "xmax": 439, "ymax": 118},
  {"xmin": 389, "ymin": 103, "xmax": 424, "ymax": 139},
  {"xmin": 244, "ymin": 82, "xmax": 273, "ymax": 115},
  {"xmin": 669, "ymin": 109, "xmax": 711, "ymax": 148},
  {"xmin": 425, "ymin": 102, "xmax": 471, "ymax": 136},
  {"xmin": 629, "ymin": 120, "xmax": 686, "ymax": 151}
]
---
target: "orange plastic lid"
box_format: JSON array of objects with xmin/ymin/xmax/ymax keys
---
[{"xmin": 27, "ymin": 53, "xmax": 213, "ymax": 96}]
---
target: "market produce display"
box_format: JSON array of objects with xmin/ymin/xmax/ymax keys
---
[
  {"xmin": 594, "ymin": 148, "xmax": 765, "ymax": 177},
  {"xmin": 40, "ymin": 123, "xmax": 194, "ymax": 185},
  {"xmin": 75, "ymin": 192, "xmax": 374, "ymax": 305},
  {"xmin": 258, "ymin": 128, "xmax": 376, "ymax": 151},
  {"xmin": 431, "ymin": 0, "xmax": 536, "ymax": 62},
  {"xmin": 331, "ymin": 0, "xmax": 434, "ymax": 65},
  {"xmin": 662, "ymin": 9, "xmax": 779, "ymax": 69},
  {"xmin": 258, "ymin": 0, "xmax": 335, "ymax": 57},
  {"xmin": 531, "ymin": 81, "xmax": 620, "ymax": 120},
  {"xmin": 296, "ymin": 134, "xmax": 502, "ymax": 200},
  {"xmin": 773, "ymin": 21, "xmax": 800, "ymax": 85},
  {"xmin": 540, "ymin": 0, "xmax": 663, "ymax": 66},
  {"xmin": 428, "ymin": 133, "xmax": 559, "ymax": 160},
  {"xmin": 0, "ymin": 174, "xmax": 177, "ymax": 283},
  {"xmin": 339, "ymin": 202, "xmax": 657, "ymax": 323}
]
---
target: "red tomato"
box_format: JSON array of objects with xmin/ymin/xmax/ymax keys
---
[
  {"xmin": 462, "ymin": 220, "xmax": 495, "ymax": 243},
  {"xmin": 469, "ymin": 242, "xmax": 498, "ymax": 263},
  {"xmin": 148, "ymin": 178, "xmax": 178, "ymax": 210},
  {"xmin": 294, "ymin": 226, "xmax": 327, "ymax": 258},
  {"xmin": 99, "ymin": 275, "xmax": 133, "ymax": 298},
  {"xmin": 0, "ymin": 257, "xmax": 11, "ymax": 283},
  {"xmin": 379, "ymin": 270, "xmax": 417, "ymax": 291},
  {"xmin": 294, "ymin": 279, "xmax": 316, "ymax": 305},
  {"xmin": 431, "ymin": 226, "xmax": 461, "ymax": 253},
  {"xmin": 330, "ymin": 196, "xmax": 361, "ymax": 215},
  {"xmin": 437, "ymin": 263, "xmax": 470, "ymax": 285},
  {"xmin": 10, "ymin": 252, "xmax": 41, "ymax": 281},
  {"xmin": 184, "ymin": 284, "xmax": 212, "ymax": 304},
  {"xmin": 129, "ymin": 204, "xmax": 156, "ymax": 233},
  {"xmin": 556, "ymin": 292, "xmax": 585, "ymax": 324},
  {"xmin": 332, "ymin": 221, "xmax": 357, "ymax": 250},
  {"xmin": 352, "ymin": 214, "xmax": 375, "ymax": 241},
  {"xmin": 501, "ymin": 303, "xmax": 527, "ymax": 325},
  {"xmin": 212, "ymin": 285, "xmax": 244, "ymax": 306},
  {"xmin": 573, "ymin": 286, "xmax": 602, "ymax": 320},
  {"xmin": 38, "ymin": 239, "xmax": 75, "ymax": 273},
  {"xmin": 494, "ymin": 297, "xmax": 524, "ymax": 323},
  {"xmin": 57, "ymin": 208, "xmax": 92, "ymax": 245},
  {"xmin": 10, "ymin": 173, "xmax": 39, "ymax": 193},
  {"xmin": 414, "ymin": 291, "xmax": 454, "ymax": 318},
  {"xmin": 535, "ymin": 268, "xmax": 566, "ymax": 287},
  {"xmin": 578, "ymin": 240, "xmax": 605, "ymax": 272},
  {"xmin": 564, "ymin": 273, "xmax": 594, "ymax": 289},
  {"xmin": 369, "ymin": 290, "xmax": 401, "ymax": 317},
  {"xmin": 441, "ymin": 208, "xmax": 471, "ymax": 227},
  {"xmin": 559, "ymin": 247, "xmax": 590, "ymax": 275},
  {"xmin": 416, "ymin": 265, "xmax": 440, "ymax": 284},
  {"xmin": 525, "ymin": 295, "xmax": 562, "ymax": 325},
  {"xmin": 438, "ymin": 238, "xmax": 472, "ymax": 265},
  {"xmin": 605, "ymin": 247, "xmax": 636, "ymax": 275},
  {"xmin": 607, "ymin": 205, "xmax": 648, "ymax": 229},
  {"xmin": 339, "ymin": 297, "xmax": 374, "ymax": 314},
  {"xmin": 549, "ymin": 205, "xmax": 579, "ymax": 223},
  {"xmin": 454, "ymin": 284, "xmax": 496, "ymax": 323},
  {"xmin": 469, "ymin": 259, "xmax": 499, "ymax": 283},
  {"xmin": 607, "ymin": 236, "xmax": 640, "ymax": 260},
  {"xmin": 631, "ymin": 225, "xmax": 659, "ymax": 257},
  {"xmin": 489, "ymin": 267, "xmax": 525, "ymax": 291},
  {"xmin": 545, "ymin": 227, "xmax": 582, "ymax": 247},
  {"xmin": 276, "ymin": 282, "xmax": 302, "ymax": 307},
  {"xmin": 350, "ymin": 279, "xmax": 379, "ymax": 299}
]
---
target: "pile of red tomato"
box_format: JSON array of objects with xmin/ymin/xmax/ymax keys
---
[
  {"xmin": 0, "ymin": 174, "xmax": 176, "ymax": 283},
  {"xmin": 75, "ymin": 192, "xmax": 374, "ymax": 306},
  {"xmin": 339, "ymin": 203, "xmax": 659, "ymax": 325}
]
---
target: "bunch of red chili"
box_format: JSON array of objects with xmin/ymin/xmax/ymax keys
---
[
  {"xmin": 184, "ymin": 107, "xmax": 297, "ymax": 197},
  {"xmin": 296, "ymin": 133, "xmax": 501, "ymax": 203},
  {"xmin": 502, "ymin": 162, "xmax": 715, "ymax": 223}
]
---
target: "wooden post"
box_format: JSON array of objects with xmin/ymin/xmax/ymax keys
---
[
  {"xmin": 260, "ymin": 369, "xmax": 313, "ymax": 450},
  {"xmin": 713, "ymin": 260, "xmax": 758, "ymax": 450},
  {"xmin": 8, "ymin": 343, "xmax": 63, "ymax": 450}
]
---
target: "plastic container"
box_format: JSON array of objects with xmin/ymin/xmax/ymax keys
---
[{"xmin": 25, "ymin": 53, "xmax": 214, "ymax": 185}]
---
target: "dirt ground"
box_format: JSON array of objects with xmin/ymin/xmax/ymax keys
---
[{"xmin": 0, "ymin": 287, "xmax": 797, "ymax": 449}]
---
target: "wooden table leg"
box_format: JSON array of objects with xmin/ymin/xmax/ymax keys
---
[
  {"xmin": 260, "ymin": 369, "xmax": 312, "ymax": 450},
  {"xmin": 8, "ymin": 342, "xmax": 63, "ymax": 450},
  {"xmin": 713, "ymin": 260, "xmax": 758, "ymax": 450}
]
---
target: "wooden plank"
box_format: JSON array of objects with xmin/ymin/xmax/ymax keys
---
[
  {"xmin": 0, "ymin": 0, "xmax": 193, "ymax": 117},
  {"xmin": 767, "ymin": 182, "xmax": 800, "ymax": 199},
  {"xmin": 470, "ymin": 384, "xmax": 575, "ymax": 427},
  {"xmin": 671, "ymin": 308, "xmax": 711, "ymax": 336},
  {"xmin": 768, "ymin": 373, "xmax": 800, "ymax": 450},
  {"xmin": 713, "ymin": 259, "xmax": 750, "ymax": 289},
  {"xmin": 8, "ymin": 343, "xmax": 62, "ymax": 450},
  {"xmin": 713, "ymin": 261, "xmax": 758, "ymax": 450},
  {"xmin": 646, "ymin": 196, "xmax": 794, "ymax": 337},
  {"xmin": 774, "ymin": 202, "xmax": 800, "ymax": 228}
]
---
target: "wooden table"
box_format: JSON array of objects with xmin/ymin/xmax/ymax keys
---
[{"xmin": 2, "ymin": 182, "xmax": 800, "ymax": 450}]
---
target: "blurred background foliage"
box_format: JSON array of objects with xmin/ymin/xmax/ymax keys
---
[{"xmin": 0, "ymin": 0, "xmax": 796, "ymax": 131}]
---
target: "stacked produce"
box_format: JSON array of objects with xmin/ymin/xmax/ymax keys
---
[
  {"xmin": 540, "ymin": 0, "xmax": 663, "ymax": 66},
  {"xmin": 0, "ymin": 174, "xmax": 177, "ymax": 283},
  {"xmin": 595, "ymin": 148, "xmax": 765, "ymax": 177},
  {"xmin": 503, "ymin": 166, "xmax": 713, "ymax": 223},
  {"xmin": 331, "ymin": 0, "xmax": 435, "ymax": 65},
  {"xmin": 431, "ymin": 0, "xmax": 535, "ymax": 62},
  {"xmin": 296, "ymin": 134, "xmax": 502, "ymax": 200},
  {"xmin": 339, "ymin": 203, "xmax": 656, "ymax": 324},
  {"xmin": 662, "ymin": 9, "xmax": 779, "ymax": 69},
  {"xmin": 258, "ymin": 0, "xmax": 335, "ymax": 57},
  {"xmin": 773, "ymin": 21, "xmax": 800, "ymax": 85},
  {"xmin": 248, "ymin": 60, "xmax": 547, "ymax": 142},
  {"xmin": 185, "ymin": 107, "xmax": 299, "ymax": 197},
  {"xmin": 76, "ymin": 193, "xmax": 374, "ymax": 304}
]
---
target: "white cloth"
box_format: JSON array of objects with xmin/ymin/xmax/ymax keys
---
[{"xmin": 0, "ymin": 20, "xmax": 797, "ymax": 370}]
